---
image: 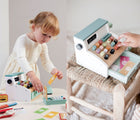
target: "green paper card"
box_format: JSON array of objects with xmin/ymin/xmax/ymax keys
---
[
  {"xmin": 36, "ymin": 118, "xmax": 45, "ymax": 120},
  {"xmin": 34, "ymin": 108, "xmax": 49, "ymax": 114}
]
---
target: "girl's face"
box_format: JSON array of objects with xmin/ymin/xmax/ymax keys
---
[{"xmin": 33, "ymin": 26, "xmax": 52, "ymax": 44}]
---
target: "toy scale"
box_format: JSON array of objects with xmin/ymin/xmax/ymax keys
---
[
  {"xmin": 43, "ymin": 86, "xmax": 66, "ymax": 105},
  {"xmin": 74, "ymin": 18, "xmax": 140, "ymax": 83},
  {"xmin": 5, "ymin": 72, "xmax": 40, "ymax": 102}
]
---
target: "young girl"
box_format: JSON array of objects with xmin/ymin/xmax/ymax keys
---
[
  {"xmin": 1, "ymin": 11, "xmax": 63, "ymax": 92},
  {"xmin": 118, "ymin": 32, "xmax": 140, "ymax": 120}
]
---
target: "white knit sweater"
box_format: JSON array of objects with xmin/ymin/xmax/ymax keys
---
[{"xmin": 1, "ymin": 34, "xmax": 55, "ymax": 88}]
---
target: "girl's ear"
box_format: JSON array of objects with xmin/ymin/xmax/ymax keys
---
[{"xmin": 31, "ymin": 24, "xmax": 35, "ymax": 31}]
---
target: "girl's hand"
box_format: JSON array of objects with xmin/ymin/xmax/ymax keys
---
[
  {"xmin": 27, "ymin": 71, "xmax": 43, "ymax": 92},
  {"xmin": 51, "ymin": 68, "xmax": 63, "ymax": 79},
  {"xmin": 118, "ymin": 32, "xmax": 140, "ymax": 48}
]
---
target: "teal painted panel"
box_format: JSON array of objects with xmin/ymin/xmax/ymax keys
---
[
  {"xmin": 47, "ymin": 86, "xmax": 53, "ymax": 95},
  {"xmin": 109, "ymin": 50, "xmax": 140, "ymax": 83},
  {"xmin": 101, "ymin": 33, "xmax": 112, "ymax": 42},
  {"xmin": 43, "ymin": 97, "xmax": 66, "ymax": 105},
  {"xmin": 74, "ymin": 18, "xmax": 108, "ymax": 41},
  {"xmin": 31, "ymin": 91, "xmax": 40, "ymax": 100},
  {"xmin": 5, "ymin": 72, "xmax": 24, "ymax": 77}
]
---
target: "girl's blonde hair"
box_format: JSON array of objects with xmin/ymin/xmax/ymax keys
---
[{"xmin": 29, "ymin": 11, "xmax": 59, "ymax": 36}]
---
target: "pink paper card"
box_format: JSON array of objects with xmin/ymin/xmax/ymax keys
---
[{"xmin": 120, "ymin": 56, "xmax": 130, "ymax": 69}]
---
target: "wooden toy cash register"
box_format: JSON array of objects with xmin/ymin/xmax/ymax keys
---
[
  {"xmin": 5, "ymin": 72, "xmax": 40, "ymax": 102},
  {"xmin": 74, "ymin": 18, "xmax": 140, "ymax": 84}
]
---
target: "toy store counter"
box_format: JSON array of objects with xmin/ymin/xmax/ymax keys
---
[{"xmin": 0, "ymin": 88, "xmax": 67, "ymax": 120}]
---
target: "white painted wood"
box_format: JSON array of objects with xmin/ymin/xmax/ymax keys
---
[
  {"xmin": 6, "ymin": 84, "xmax": 31, "ymax": 102},
  {"xmin": 71, "ymin": 106, "xmax": 104, "ymax": 120},
  {"xmin": 70, "ymin": 96, "xmax": 113, "ymax": 117},
  {"xmin": 67, "ymin": 77, "xmax": 73, "ymax": 114},
  {"xmin": 113, "ymin": 83, "xmax": 125, "ymax": 120},
  {"xmin": 74, "ymin": 35, "xmax": 108, "ymax": 77},
  {"xmin": 72, "ymin": 82, "xmax": 83, "ymax": 96},
  {"xmin": 125, "ymin": 96, "xmax": 135, "ymax": 114},
  {"xmin": 125, "ymin": 70, "xmax": 140, "ymax": 105}
]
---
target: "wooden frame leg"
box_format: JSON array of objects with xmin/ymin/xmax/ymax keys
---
[
  {"xmin": 72, "ymin": 81, "xmax": 83, "ymax": 96},
  {"xmin": 125, "ymin": 70, "xmax": 140, "ymax": 112},
  {"xmin": 67, "ymin": 77, "xmax": 73, "ymax": 114},
  {"xmin": 113, "ymin": 83, "xmax": 125, "ymax": 120}
]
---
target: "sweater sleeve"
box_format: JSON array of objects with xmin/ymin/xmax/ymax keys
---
[
  {"xmin": 40, "ymin": 44, "xmax": 55, "ymax": 73},
  {"xmin": 13, "ymin": 36, "xmax": 33, "ymax": 74}
]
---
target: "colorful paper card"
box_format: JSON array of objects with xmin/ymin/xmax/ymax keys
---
[
  {"xmin": 44, "ymin": 111, "xmax": 59, "ymax": 118},
  {"xmin": 120, "ymin": 56, "xmax": 130, "ymax": 69},
  {"xmin": 36, "ymin": 118, "xmax": 45, "ymax": 120},
  {"xmin": 119, "ymin": 61, "xmax": 135, "ymax": 75},
  {"xmin": 59, "ymin": 113, "xmax": 67, "ymax": 120},
  {"xmin": 34, "ymin": 108, "xmax": 49, "ymax": 114}
]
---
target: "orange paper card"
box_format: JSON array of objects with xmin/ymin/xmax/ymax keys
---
[
  {"xmin": 119, "ymin": 61, "xmax": 135, "ymax": 75},
  {"xmin": 44, "ymin": 111, "xmax": 59, "ymax": 118}
]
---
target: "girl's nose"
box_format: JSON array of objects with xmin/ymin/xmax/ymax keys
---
[{"xmin": 45, "ymin": 37, "xmax": 50, "ymax": 42}]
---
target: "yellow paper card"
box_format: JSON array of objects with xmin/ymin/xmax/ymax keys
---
[
  {"xmin": 48, "ymin": 73, "xmax": 57, "ymax": 85},
  {"xmin": 44, "ymin": 111, "xmax": 59, "ymax": 118}
]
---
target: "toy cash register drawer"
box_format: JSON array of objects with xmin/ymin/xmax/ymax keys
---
[{"xmin": 109, "ymin": 51, "xmax": 140, "ymax": 84}]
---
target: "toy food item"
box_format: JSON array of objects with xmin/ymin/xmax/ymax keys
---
[{"xmin": 48, "ymin": 73, "xmax": 57, "ymax": 85}]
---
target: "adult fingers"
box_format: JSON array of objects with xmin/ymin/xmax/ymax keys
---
[
  {"xmin": 121, "ymin": 42, "xmax": 131, "ymax": 47},
  {"xmin": 117, "ymin": 41, "xmax": 131, "ymax": 47},
  {"xmin": 118, "ymin": 32, "xmax": 130, "ymax": 40}
]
